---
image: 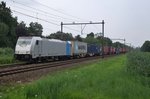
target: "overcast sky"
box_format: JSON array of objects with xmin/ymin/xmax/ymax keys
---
[{"xmin": 1, "ymin": 0, "xmax": 150, "ymax": 47}]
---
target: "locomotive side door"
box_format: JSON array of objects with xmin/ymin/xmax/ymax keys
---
[{"xmin": 34, "ymin": 40, "xmax": 42, "ymax": 58}]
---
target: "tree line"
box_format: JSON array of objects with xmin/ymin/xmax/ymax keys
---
[
  {"xmin": 141, "ymin": 41, "xmax": 150, "ymax": 52},
  {"xmin": 0, "ymin": 1, "xmax": 43, "ymax": 48}
]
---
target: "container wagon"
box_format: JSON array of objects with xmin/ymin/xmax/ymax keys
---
[
  {"xmin": 115, "ymin": 48, "xmax": 120, "ymax": 54},
  {"xmin": 71, "ymin": 41, "xmax": 87, "ymax": 57},
  {"xmin": 104, "ymin": 46, "xmax": 109, "ymax": 55},
  {"xmin": 87, "ymin": 44, "xmax": 101, "ymax": 56}
]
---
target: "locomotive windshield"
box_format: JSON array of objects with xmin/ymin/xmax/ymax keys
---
[{"xmin": 17, "ymin": 39, "xmax": 31, "ymax": 47}]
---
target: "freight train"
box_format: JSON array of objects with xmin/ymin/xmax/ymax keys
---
[{"xmin": 14, "ymin": 36, "xmax": 127, "ymax": 62}]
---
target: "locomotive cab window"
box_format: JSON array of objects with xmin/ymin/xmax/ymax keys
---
[{"xmin": 36, "ymin": 40, "xmax": 39, "ymax": 45}]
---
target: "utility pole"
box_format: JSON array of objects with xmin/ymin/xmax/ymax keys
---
[
  {"xmin": 124, "ymin": 38, "xmax": 126, "ymax": 52},
  {"xmin": 61, "ymin": 20, "xmax": 105, "ymax": 58},
  {"xmin": 61, "ymin": 22, "xmax": 63, "ymax": 40},
  {"xmin": 102, "ymin": 20, "xmax": 104, "ymax": 58}
]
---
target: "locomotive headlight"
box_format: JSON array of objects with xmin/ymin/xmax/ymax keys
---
[
  {"xmin": 26, "ymin": 51, "xmax": 30, "ymax": 54},
  {"xmin": 15, "ymin": 51, "xmax": 19, "ymax": 54}
]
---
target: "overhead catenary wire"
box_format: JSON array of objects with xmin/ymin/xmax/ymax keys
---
[
  {"xmin": 8, "ymin": 0, "xmax": 80, "ymax": 22},
  {"xmin": 9, "ymin": 4, "xmax": 61, "ymax": 23},
  {"xmin": 30, "ymin": 0, "xmax": 87, "ymax": 22},
  {"xmin": 12, "ymin": 10, "xmax": 60, "ymax": 26},
  {"xmin": 12, "ymin": 10, "xmax": 80, "ymax": 32},
  {"xmin": 31, "ymin": 0, "xmax": 101, "ymax": 34},
  {"xmin": 6, "ymin": 0, "xmax": 99, "ymax": 34}
]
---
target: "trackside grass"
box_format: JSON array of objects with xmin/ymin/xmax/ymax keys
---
[{"xmin": 2, "ymin": 55, "xmax": 150, "ymax": 99}]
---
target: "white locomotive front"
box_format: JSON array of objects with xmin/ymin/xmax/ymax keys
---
[{"xmin": 15, "ymin": 36, "xmax": 41, "ymax": 61}]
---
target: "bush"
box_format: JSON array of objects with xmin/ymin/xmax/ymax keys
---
[
  {"xmin": 0, "ymin": 56, "xmax": 15, "ymax": 64},
  {"xmin": 0, "ymin": 48, "xmax": 15, "ymax": 64},
  {"xmin": 126, "ymin": 51, "xmax": 150, "ymax": 76},
  {"xmin": 0, "ymin": 47, "xmax": 14, "ymax": 56}
]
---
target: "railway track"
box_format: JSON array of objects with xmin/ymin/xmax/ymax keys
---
[
  {"xmin": 0, "ymin": 62, "xmax": 28, "ymax": 68},
  {"xmin": 0, "ymin": 56, "xmax": 104, "ymax": 77}
]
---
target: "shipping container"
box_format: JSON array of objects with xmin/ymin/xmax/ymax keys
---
[
  {"xmin": 66, "ymin": 41, "xmax": 71, "ymax": 56},
  {"xmin": 71, "ymin": 41, "xmax": 87, "ymax": 57},
  {"xmin": 87, "ymin": 44, "xmax": 101, "ymax": 56},
  {"xmin": 104, "ymin": 46, "xmax": 109, "ymax": 55},
  {"xmin": 115, "ymin": 48, "xmax": 120, "ymax": 54}
]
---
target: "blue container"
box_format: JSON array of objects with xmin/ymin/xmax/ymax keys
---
[
  {"xmin": 66, "ymin": 41, "xmax": 71, "ymax": 56},
  {"xmin": 87, "ymin": 44, "xmax": 101, "ymax": 55}
]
